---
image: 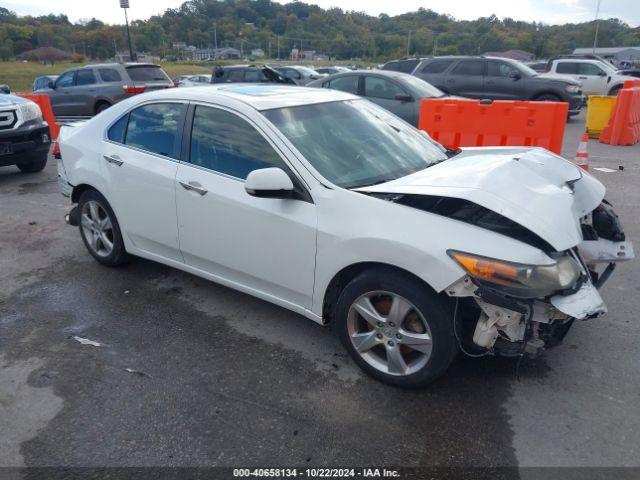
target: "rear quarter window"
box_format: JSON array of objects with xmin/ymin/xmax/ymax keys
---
[
  {"xmin": 421, "ymin": 60, "xmax": 453, "ymax": 74},
  {"xmin": 125, "ymin": 66, "xmax": 170, "ymax": 82},
  {"xmin": 99, "ymin": 69, "xmax": 122, "ymax": 82}
]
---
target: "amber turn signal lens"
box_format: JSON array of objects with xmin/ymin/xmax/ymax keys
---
[{"xmin": 450, "ymin": 252, "xmax": 521, "ymax": 286}]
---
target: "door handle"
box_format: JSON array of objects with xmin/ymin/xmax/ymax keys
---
[
  {"xmin": 578, "ymin": 76, "xmax": 587, "ymax": 79},
  {"xmin": 179, "ymin": 181, "xmax": 208, "ymax": 196},
  {"xmin": 103, "ymin": 154, "xmax": 123, "ymax": 166}
]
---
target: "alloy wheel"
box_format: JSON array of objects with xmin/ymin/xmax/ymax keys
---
[
  {"xmin": 81, "ymin": 200, "xmax": 114, "ymax": 257},
  {"xmin": 346, "ymin": 291, "xmax": 433, "ymax": 376}
]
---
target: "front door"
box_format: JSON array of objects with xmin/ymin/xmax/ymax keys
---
[
  {"xmin": 484, "ymin": 60, "xmax": 525, "ymax": 100},
  {"xmin": 49, "ymin": 70, "xmax": 76, "ymax": 116},
  {"xmin": 175, "ymin": 104, "xmax": 317, "ymax": 310},
  {"xmin": 102, "ymin": 101, "xmax": 186, "ymax": 262}
]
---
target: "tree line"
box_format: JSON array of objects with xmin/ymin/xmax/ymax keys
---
[{"xmin": 1, "ymin": 0, "xmax": 639, "ymax": 62}]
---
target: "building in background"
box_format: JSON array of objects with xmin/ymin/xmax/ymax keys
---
[
  {"xmin": 192, "ymin": 47, "xmax": 242, "ymax": 61},
  {"xmin": 483, "ymin": 49, "xmax": 535, "ymax": 62},
  {"xmin": 573, "ymin": 47, "xmax": 640, "ymax": 65}
]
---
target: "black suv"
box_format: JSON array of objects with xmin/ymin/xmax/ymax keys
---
[
  {"xmin": 412, "ymin": 56, "xmax": 585, "ymax": 115},
  {"xmin": 211, "ymin": 65, "xmax": 294, "ymax": 84}
]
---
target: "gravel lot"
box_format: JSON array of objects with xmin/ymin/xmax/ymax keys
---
[{"xmin": 1, "ymin": 112, "xmax": 638, "ymax": 474}]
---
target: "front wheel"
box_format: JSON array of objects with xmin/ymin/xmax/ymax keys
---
[
  {"xmin": 78, "ymin": 189, "xmax": 129, "ymax": 266},
  {"xmin": 534, "ymin": 93, "xmax": 561, "ymax": 102},
  {"xmin": 335, "ymin": 268, "xmax": 457, "ymax": 388}
]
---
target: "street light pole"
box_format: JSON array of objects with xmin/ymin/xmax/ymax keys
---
[
  {"xmin": 119, "ymin": 0, "xmax": 135, "ymax": 62},
  {"xmin": 592, "ymin": 0, "xmax": 602, "ymax": 53}
]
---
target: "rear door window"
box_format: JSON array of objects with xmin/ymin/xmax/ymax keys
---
[
  {"xmin": 99, "ymin": 69, "xmax": 122, "ymax": 82},
  {"xmin": 125, "ymin": 65, "xmax": 171, "ymax": 82},
  {"xmin": 243, "ymin": 70, "xmax": 267, "ymax": 82},
  {"xmin": 451, "ymin": 61, "xmax": 485, "ymax": 76},
  {"xmin": 556, "ymin": 62, "xmax": 579, "ymax": 74},
  {"xmin": 124, "ymin": 103, "xmax": 184, "ymax": 159}
]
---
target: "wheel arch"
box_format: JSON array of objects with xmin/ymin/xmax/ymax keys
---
[
  {"xmin": 531, "ymin": 90, "xmax": 562, "ymax": 101},
  {"xmin": 321, "ymin": 262, "xmax": 444, "ymax": 324},
  {"xmin": 71, "ymin": 183, "xmax": 101, "ymax": 203}
]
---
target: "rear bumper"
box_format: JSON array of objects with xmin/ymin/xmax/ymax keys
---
[{"xmin": 0, "ymin": 122, "xmax": 50, "ymax": 166}]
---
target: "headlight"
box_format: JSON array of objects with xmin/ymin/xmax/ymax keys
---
[
  {"xmin": 565, "ymin": 84, "xmax": 580, "ymax": 93},
  {"xmin": 18, "ymin": 101, "xmax": 43, "ymax": 123},
  {"xmin": 448, "ymin": 250, "xmax": 582, "ymax": 298}
]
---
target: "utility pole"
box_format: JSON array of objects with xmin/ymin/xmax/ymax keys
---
[
  {"xmin": 214, "ymin": 22, "xmax": 218, "ymax": 50},
  {"xmin": 277, "ymin": 36, "xmax": 280, "ymax": 60},
  {"xmin": 592, "ymin": 0, "xmax": 602, "ymax": 53},
  {"xmin": 268, "ymin": 37, "xmax": 272, "ymax": 59},
  {"xmin": 433, "ymin": 35, "xmax": 438, "ymax": 56},
  {"xmin": 119, "ymin": 0, "xmax": 135, "ymax": 62},
  {"xmin": 406, "ymin": 30, "xmax": 411, "ymax": 57}
]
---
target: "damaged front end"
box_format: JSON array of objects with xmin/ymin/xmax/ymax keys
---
[{"xmin": 444, "ymin": 201, "xmax": 633, "ymax": 358}]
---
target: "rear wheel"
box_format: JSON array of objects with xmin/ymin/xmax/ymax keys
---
[
  {"xmin": 95, "ymin": 101, "xmax": 111, "ymax": 114},
  {"xmin": 335, "ymin": 268, "xmax": 457, "ymax": 388},
  {"xmin": 78, "ymin": 189, "xmax": 129, "ymax": 266},
  {"xmin": 17, "ymin": 152, "xmax": 48, "ymax": 173}
]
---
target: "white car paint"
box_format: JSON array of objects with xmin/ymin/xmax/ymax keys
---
[
  {"xmin": 542, "ymin": 59, "xmax": 637, "ymax": 95},
  {"xmin": 57, "ymin": 85, "xmax": 630, "ymax": 339}
]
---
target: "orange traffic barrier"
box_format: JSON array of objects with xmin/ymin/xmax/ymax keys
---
[
  {"xmin": 599, "ymin": 86, "xmax": 640, "ymax": 146},
  {"xmin": 623, "ymin": 80, "xmax": 640, "ymax": 89},
  {"xmin": 418, "ymin": 98, "xmax": 568, "ymax": 154},
  {"xmin": 17, "ymin": 93, "xmax": 60, "ymax": 139}
]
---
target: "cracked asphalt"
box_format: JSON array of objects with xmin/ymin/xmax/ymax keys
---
[{"xmin": 0, "ymin": 112, "xmax": 638, "ymax": 474}]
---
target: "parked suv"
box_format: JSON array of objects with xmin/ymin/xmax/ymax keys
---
[
  {"xmin": 543, "ymin": 58, "xmax": 638, "ymax": 95},
  {"xmin": 0, "ymin": 93, "xmax": 51, "ymax": 173},
  {"xmin": 211, "ymin": 65, "xmax": 293, "ymax": 84},
  {"xmin": 412, "ymin": 56, "xmax": 585, "ymax": 115},
  {"xmin": 35, "ymin": 63, "xmax": 173, "ymax": 117}
]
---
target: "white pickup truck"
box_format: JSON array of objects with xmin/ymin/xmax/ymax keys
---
[{"xmin": 543, "ymin": 58, "xmax": 637, "ymax": 96}]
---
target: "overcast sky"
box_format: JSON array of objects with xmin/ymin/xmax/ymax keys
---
[{"xmin": 4, "ymin": 0, "xmax": 639, "ymax": 27}]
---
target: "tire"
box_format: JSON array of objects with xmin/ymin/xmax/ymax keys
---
[
  {"xmin": 77, "ymin": 189, "xmax": 129, "ymax": 266},
  {"xmin": 335, "ymin": 267, "xmax": 457, "ymax": 388},
  {"xmin": 608, "ymin": 86, "xmax": 622, "ymax": 96},
  {"xmin": 534, "ymin": 93, "xmax": 561, "ymax": 102},
  {"xmin": 17, "ymin": 152, "xmax": 48, "ymax": 173},
  {"xmin": 95, "ymin": 101, "xmax": 111, "ymax": 114}
]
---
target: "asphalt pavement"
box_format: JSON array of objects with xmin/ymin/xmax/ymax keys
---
[{"xmin": 0, "ymin": 111, "xmax": 638, "ymax": 475}]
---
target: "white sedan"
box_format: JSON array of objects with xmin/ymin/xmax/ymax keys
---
[{"xmin": 56, "ymin": 85, "xmax": 633, "ymax": 387}]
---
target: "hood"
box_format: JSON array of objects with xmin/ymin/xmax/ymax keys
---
[
  {"xmin": 535, "ymin": 73, "xmax": 582, "ymax": 86},
  {"xmin": 356, "ymin": 147, "xmax": 605, "ymax": 251},
  {"xmin": 0, "ymin": 94, "xmax": 30, "ymax": 107}
]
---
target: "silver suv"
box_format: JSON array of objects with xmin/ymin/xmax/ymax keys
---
[{"xmin": 35, "ymin": 63, "xmax": 173, "ymax": 117}]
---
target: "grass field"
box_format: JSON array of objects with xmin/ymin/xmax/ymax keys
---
[{"xmin": 0, "ymin": 61, "xmax": 213, "ymax": 93}]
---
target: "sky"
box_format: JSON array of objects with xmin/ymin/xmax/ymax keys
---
[{"xmin": 3, "ymin": 0, "xmax": 639, "ymax": 27}]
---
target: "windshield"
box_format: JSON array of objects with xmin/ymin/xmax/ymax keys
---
[
  {"xmin": 400, "ymin": 74, "xmax": 446, "ymax": 98},
  {"xmin": 263, "ymin": 100, "xmax": 447, "ymax": 189}
]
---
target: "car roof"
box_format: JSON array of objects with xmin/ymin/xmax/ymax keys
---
[{"xmin": 138, "ymin": 84, "xmax": 358, "ymax": 110}]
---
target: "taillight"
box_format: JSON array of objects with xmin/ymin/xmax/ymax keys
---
[
  {"xmin": 51, "ymin": 140, "xmax": 61, "ymax": 159},
  {"xmin": 123, "ymin": 85, "xmax": 145, "ymax": 94}
]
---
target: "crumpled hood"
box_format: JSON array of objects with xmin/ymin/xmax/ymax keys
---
[{"xmin": 356, "ymin": 147, "xmax": 605, "ymax": 251}]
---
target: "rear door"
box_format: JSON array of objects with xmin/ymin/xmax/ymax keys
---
[
  {"xmin": 444, "ymin": 60, "xmax": 486, "ymax": 98},
  {"xmin": 484, "ymin": 60, "xmax": 525, "ymax": 100},
  {"xmin": 362, "ymin": 75, "xmax": 416, "ymax": 125},
  {"xmin": 414, "ymin": 59, "xmax": 455, "ymax": 91},
  {"xmin": 102, "ymin": 101, "xmax": 186, "ymax": 261}
]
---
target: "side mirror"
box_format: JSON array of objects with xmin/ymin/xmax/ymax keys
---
[
  {"xmin": 245, "ymin": 167, "xmax": 294, "ymax": 199},
  {"xmin": 598, "ymin": 71, "xmax": 607, "ymax": 77},
  {"xmin": 509, "ymin": 71, "xmax": 521, "ymax": 80},
  {"xmin": 395, "ymin": 93, "xmax": 413, "ymax": 102}
]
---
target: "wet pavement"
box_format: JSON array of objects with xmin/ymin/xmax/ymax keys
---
[{"xmin": 0, "ymin": 112, "xmax": 638, "ymax": 473}]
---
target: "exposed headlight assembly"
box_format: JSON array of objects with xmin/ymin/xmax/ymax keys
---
[
  {"xmin": 18, "ymin": 101, "xmax": 43, "ymax": 123},
  {"xmin": 448, "ymin": 250, "xmax": 582, "ymax": 298}
]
